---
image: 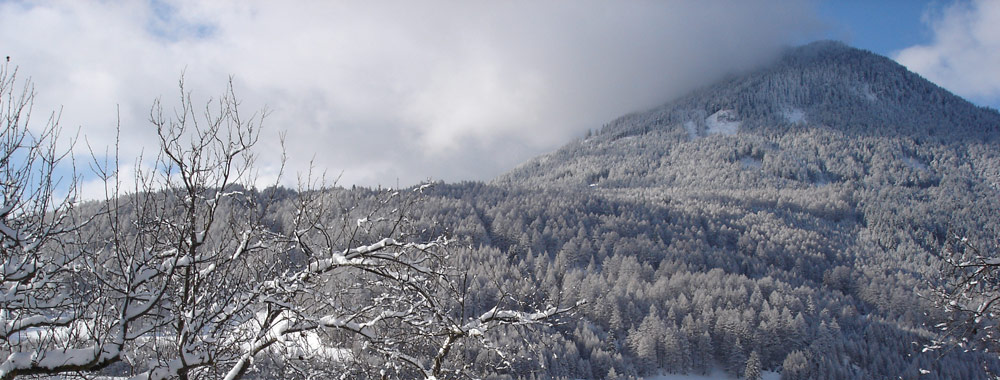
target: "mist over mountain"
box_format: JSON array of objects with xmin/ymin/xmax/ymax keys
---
[
  {"xmin": 498, "ymin": 40, "xmax": 1000, "ymax": 189},
  {"xmin": 401, "ymin": 41, "xmax": 1000, "ymax": 378}
]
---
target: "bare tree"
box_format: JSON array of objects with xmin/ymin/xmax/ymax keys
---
[
  {"xmin": 927, "ymin": 233, "xmax": 1000, "ymax": 356},
  {"xmin": 88, "ymin": 76, "xmax": 282, "ymax": 380},
  {"xmin": 0, "ymin": 62, "xmax": 126, "ymax": 378}
]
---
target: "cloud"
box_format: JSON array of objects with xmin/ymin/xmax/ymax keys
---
[
  {"xmin": 1, "ymin": 0, "xmax": 821, "ymax": 190},
  {"xmin": 895, "ymin": 0, "xmax": 1000, "ymax": 108}
]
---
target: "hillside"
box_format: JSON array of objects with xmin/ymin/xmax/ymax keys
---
[
  {"xmin": 404, "ymin": 41, "xmax": 1000, "ymax": 378},
  {"xmin": 498, "ymin": 40, "xmax": 1000, "ymax": 189}
]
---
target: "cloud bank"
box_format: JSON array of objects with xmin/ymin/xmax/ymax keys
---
[
  {"xmin": 895, "ymin": 0, "xmax": 1000, "ymax": 108},
  {"xmin": 1, "ymin": 0, "xmax": 821, "ymax": 189}
]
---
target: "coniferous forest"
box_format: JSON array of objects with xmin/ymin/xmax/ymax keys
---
[{"xmin": 4, "ymin": 41, "xmax": 1000, "ymax": 379}]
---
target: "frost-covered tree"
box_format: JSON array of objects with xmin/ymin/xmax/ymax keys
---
[
  {"xmin": 780, "ymin": 350, "xmax": 810, "ymax": 380},
  {"xmin": 91, "ymin": 76, "xmax": 285, "ymax": 380},
  {"xmin": 744, "ymin": 350, "xmax": 761, "ymax": 380},
  {"xmin": 0, "ymin": 59, "xmax": 111, "ymax": 380},
  {"xmin": 928, "ymin": 234, "xmax": 1000, "ymax": 355}
]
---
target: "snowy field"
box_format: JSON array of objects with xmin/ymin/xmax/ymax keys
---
[
  {"xmin": 705, "ymin": 109, "xmax": 740, "ymax": 135},
  {"xmin": 782, "ymin": 107, "xmax": 806, "ymax": 124}
]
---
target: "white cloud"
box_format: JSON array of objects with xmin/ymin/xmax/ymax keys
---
[
  {"xmin": 895, "ymin": 0, "xmax": 1000, "ymax": 107},
  {"xmin": 1, "ymin": 0, "xmax": 821, "ymax": 189}
]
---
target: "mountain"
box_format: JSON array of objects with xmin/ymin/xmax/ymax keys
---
[
  {"xmin": 497, "ymin": 40, "xmax": 1000, "ymax": 189},
  {"xmin": 407, "ymin": 41, "xmax": 1000, "ymax": 378}
]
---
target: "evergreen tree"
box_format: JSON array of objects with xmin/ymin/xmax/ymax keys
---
[
  {"xmin": 781, "ymin": 350, "xmax": 810, "ymax": 380},
  {"xmin": 744, "ymin": 351, "xmax": 762, "ymax": 380},
  {"xmin": 729, "ymin": 338, "xmax": 748, "ymax": 376},
  {"xmin": 607, "ymin": 367, "xmax": 620, "ymax": 380}
]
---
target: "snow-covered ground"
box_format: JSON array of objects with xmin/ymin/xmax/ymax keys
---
[
  {"xmin": 739, "ymin": 156, "xmax": 763, "ymax": 170},
  {"xmin": 857, "ymin": 83, "xmax": 877, "ymax": 102},
  {"xmin": 902, "ymin": 155, "xmax": 929, "ymax": 171},
  {"xmin": 782, "ymin": 107, "xmax": 806, "ymax": 124},
  {"xmin": 705, "ymin": 110, "xmax": 740, "ymax": 135},
  {"xmin": 646, "ymin": 368, "xmax": 780, "ymax": 380},
  {"xmin": 684, "ymin": 120, "xmax": 699, "ymax": 140},
  {"xmin": 283, "ymin": 330, "xmax": 352, "ymax": 361}
]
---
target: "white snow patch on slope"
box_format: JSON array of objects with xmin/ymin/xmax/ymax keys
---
[
  {"xmin": 740, "ymin": 156, "xmax": 763, "ymax": 170},
  {"xmin": 856, "ymin": 83, "xmax": 877, "ymax": 101},
  {"xmin": 783, "ymin": 107, "xmax": 806, "ymax": 124},
  {"xmin": 646, "ymin": 368, "xmax": 779, "ymax": 380},
  {"xmin": 902, "ymin": 156, "xmax": 929, "ymax": 171},
  {"xmin": 684, "ymin": 121, "xmax": 699, "ymax": 140},
  {"xmin": 705, "ymin": 110, "xmax": 739, "ymax": 135}
]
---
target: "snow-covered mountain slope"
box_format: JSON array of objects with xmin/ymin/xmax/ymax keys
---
[
  {"xmin": 411, "ymin": 40, "xmax": 1000, "ymax": 379},
  {"xmin": 496, "ymin": 40, "xmax": 1000, "ymax": 190}
]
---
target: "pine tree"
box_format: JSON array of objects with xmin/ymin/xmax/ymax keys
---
[
  {"xmin": 729, "ymin": 338, "xmax": 747, "ymax": 376},
  {"xmin": 695, "ymin": 331, "xmax": 714, "ymax": 374},
  {"xmin": 607, "ymin": 367, "xmax": 620, "ymax": 380},
  {"xmin": 781, "ymin": 350, "xmax": 810, "ymax": 380},
  {"xmin": 744, "ymin": 351, "xmax": 762, "ymax": 380}
]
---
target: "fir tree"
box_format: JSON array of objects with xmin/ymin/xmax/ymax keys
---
[{"xmin": 744, "ymin": 351, "xmax": 762, "ymax": 380}]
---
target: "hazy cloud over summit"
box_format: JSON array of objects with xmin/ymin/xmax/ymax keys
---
[{"xmin": 1, "ymin": 0, "xmax": 821, "ymax": 188}]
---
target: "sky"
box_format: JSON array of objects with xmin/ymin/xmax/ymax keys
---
[{"xmin": 2, "ymin": 0, "xmax": 998, "ymax": 196}]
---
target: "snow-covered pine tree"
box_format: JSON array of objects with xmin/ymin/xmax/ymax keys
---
[{"xmin": 744, "ymin": 350, "xmax": 762, "ymax": 380}]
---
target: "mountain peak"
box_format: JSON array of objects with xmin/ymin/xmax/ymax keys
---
[
  {"xmin": 600, "ymin": 40, "xmax": 999, "ymax": 142},
  {"xmin": 497, "ymin": 41, "xmax": 1000, "ymax": 188},
  {"xmin": 783, "ymin": 39, "xmax": 854, "ymax": 61}
]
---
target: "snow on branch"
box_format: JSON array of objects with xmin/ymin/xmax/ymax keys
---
[{"xmin": 926, "ymin": 232, "xmax": 1000, "ymax": 356}]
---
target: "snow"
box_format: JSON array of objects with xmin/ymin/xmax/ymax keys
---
[
  {"xmin": 684, "ymin": 121, "xmax": 699, "ymax": 140},
  {"xmin": 350, "ymin": 238, "xmax": 398, "ymax": 255},
  {"xmin": 739, "ymin": 157, "xmax": 763, "ymax": 170},
  {"xmin": 902, "ymin": 156, "xmax": 929, "ymax": 171},
  {"xmin": 0, "ymin": 344, "xmax": 122, "ymax": 378},
  {"xmin": 0, "ymin": 220, "xmax": 22, "ymax": 243},
  {"xmin": 283, "ymin": 330, "xmax": 352, "ymax": 361},
  {"xmin": 783, "ymin": 107, "xmax": 806, "ymax": 124},
  {"xmin": 705, "ymin": 110, "xmax": 740, "ymax": 135},
  {"xmin": 198, "ymin": 263, "xmax": 216, "ymax": 276},
  {"xmin": 133, "ymin": 266, "xmax": 159, "ymax": 284},
  {"xmin": 645, "ymin": 368, "xmax": 779, "ymax": 380},
  {"xmin": 856, "ymin": 84, "xmax": 877, "ymax": 101},
  {"xmin": 318, "ymin": 315, "xmax": 374, "ymax": 338}
]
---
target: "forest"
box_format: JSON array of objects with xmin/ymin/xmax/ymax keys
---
[{"xmin": 3, "ymin": 41, "xmax": 1000, "ymax": 379}]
